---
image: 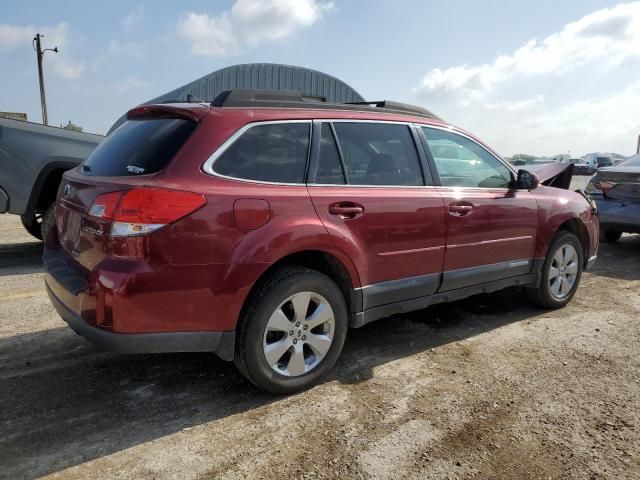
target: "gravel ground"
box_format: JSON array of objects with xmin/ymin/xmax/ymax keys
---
[{"xmin": 1, "ymin": 176, "xmax": 639, "ymax": 479}]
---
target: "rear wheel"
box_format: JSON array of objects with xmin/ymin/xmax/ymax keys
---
[
  {"xmin": 40, "ymin": 206, "xmax": 56, "ymax": 241},
  {"xmin": 234, "ymin": 267, "xmax": 348, "ymax": 394},
  {"xmin": 20, "ymin": 205, "xmax": 56, "ymax": 241},
  {"xmin": 527, "ymin": 231, "xmax": 583, "ymax": 309},
  {"xmin": 601, "ymin": 230, "xmax": 622, "ymax": 243},
  {"xmin": 20, "ymin": 213, "xmax": 43, "ymax": 240}
]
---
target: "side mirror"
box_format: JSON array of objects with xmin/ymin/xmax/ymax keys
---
[{"xmin": 515, "ymin": 169, "xmax": 539, "ymax": 190}]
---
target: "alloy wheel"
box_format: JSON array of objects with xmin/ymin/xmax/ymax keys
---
[
  {"xmin": 262, "ymin": 291, "xmax": 335, "ymax": 377},
  {"xmin": 548, "ymin": 244, "xmax": 579, "ymax": 300}
]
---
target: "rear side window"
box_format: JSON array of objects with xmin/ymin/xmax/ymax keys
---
[
  {"xmin": 213, "ymin": 123, "xmax": 310, "ymax": 183},
  {"xmin": 332, "ymin": 123, "xmax": 423, "ymax": 186},
  {"xmin": 82, "ymin": 118, "xmax": 196, "ymax": 176}
]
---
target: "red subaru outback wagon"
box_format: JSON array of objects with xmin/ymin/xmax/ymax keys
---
[{"xmin": 45, "ymin": 89, "xmax": 598, "ymax": 393}]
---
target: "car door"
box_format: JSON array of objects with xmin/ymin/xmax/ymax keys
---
[
  {"xmin": 307, "ymin": 121, "xmax": 447, "ymax": 311},
  {"xmin": 418, "ymin": 126, "xmax": 538, "ymax": 291}
]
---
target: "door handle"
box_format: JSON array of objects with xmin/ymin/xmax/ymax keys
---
[
  {"xmin": 329, "ymin": 202, "xmax": 364, "ymax": 219},
  {"xmin": 448, "ymin": 202, "xmax": 473, "ymax": 216}
]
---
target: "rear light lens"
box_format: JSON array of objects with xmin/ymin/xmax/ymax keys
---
[
  {"xmin": 586, "ymin": 179, "xmax": 617, "ymax": 193},
  {"xmin": 89, "ymin": 187, "xmax": 206, "ymax": 237}
]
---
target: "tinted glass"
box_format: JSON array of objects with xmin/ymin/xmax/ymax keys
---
[
  {"xmin": 82, "ymin": 119, "xmax": 196, "ymax": 176},
  {"xmin": 422, "ymin": 128, "xmax": 512, "ymax": 188},
  {"xmin": 596, "ymin": 157, "xmax": 613, "ymax": 167},
  {"xmin": 621, "ymin": 153, "xmax": 640, "ymax": 166},
  {"xmin": 214, "ymin": 123, "xmax": 310, "ymax": 183},
  {"xmin": 314, "ymin": 124, "xmax": 345, "ymax": 184},
  {"xmin": 332, "ymin": 123, "xmax": 423, "ymax": 186}
]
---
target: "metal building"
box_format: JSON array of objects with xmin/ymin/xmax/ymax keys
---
[{"xmin": 109, "ymin": 63, "xmax": 364, "ymax": 133}]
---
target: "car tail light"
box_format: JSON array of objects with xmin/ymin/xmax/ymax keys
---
[
  {"xmin": 586, "ymin": 180, "xmax": 616, "ymax": 193},
  {"xmin": 89, "ymin": 187, "xmax": 206, "ymax": 237}
]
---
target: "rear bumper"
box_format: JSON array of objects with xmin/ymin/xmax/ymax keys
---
[
  {"xmin": 594, "ymin": 195, "xmax": 640, "ymax": 234},
  {"xmin": 46, "ymin": 281, "xmax": 235, "ymax": 360}
]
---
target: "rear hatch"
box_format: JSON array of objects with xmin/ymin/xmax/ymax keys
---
[
  {"xmin": 592, "ymin": 165, "xmax": 640, "ymax": 202},
  {"xmin": 55, "ymin": 106, "xmax": 205, "ymax": 270}
]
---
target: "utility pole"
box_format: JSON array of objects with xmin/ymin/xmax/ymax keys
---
[{"xmin": 33, "ymin": 33, "xmax": 58, "ymax": 126}]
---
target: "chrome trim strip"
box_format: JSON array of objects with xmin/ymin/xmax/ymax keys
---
[
  {"xmin": 377, "ymin": 245, "xmax": 444, "ymax": 257},
  {"xmin": 447, "ymin": 235, "xmax": 533, "ymax": 249},
  {"xmin": 201, "ymin": 119, "xmax": 312, "ymax": 183},
  {"xmin": 201, "ymin": 117, "xmax": 516, "ymax": 187}
]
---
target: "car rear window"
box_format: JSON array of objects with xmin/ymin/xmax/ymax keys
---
[{"xmin": 81, "ymin": 118, "xmax": 197, "ymax": 176}]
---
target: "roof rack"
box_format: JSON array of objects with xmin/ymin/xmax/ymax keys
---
[{"xmin": 210, "ymin": 89, "xmax": 441, "ymax": 120}]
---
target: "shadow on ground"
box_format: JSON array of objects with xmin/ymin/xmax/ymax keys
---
[
  {"xmin": 0, "ymin": 288, "xmax": 544, "ymax": 479},
  {"xmin": 0, "ymin": 242, "xmax": 43, "ymax": 277},
  {"xmin": 588, "ymin": 234, "xmax": 640, "ymax": 281},
  {"xmin": 1, "ymin": 233, "xmax": 639, "ymax": 478}
]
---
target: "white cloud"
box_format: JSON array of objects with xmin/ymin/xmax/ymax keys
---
[
  {"xmin": 177, "ymin": 0, "xmax": 333, "ymax": 57},
  {"xmin": 0, "ymin": 22, "xmax": 85, "ymax": 79},
  {"xmin": 416, "ymin": 2, "xmax": 640, "ymax": 102},
  {"xmin": 413, "ymin": 2, "xmax": 640, "ymax": 155},
  {"xmin": 122, "ymin": 6, "xmax": 144, "ymax": 30},
  {"xmin": 115, "ymin": 76, "xmax": 150, "ymax": 93}
]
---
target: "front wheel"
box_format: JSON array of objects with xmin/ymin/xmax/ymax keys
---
[
  {"xmin": 527, "ymin": 231, "xmax": 584, "ymax": 309},
  {"xmin": 234, "ymin": 267, "xmax": 348, "ymax": 394}
]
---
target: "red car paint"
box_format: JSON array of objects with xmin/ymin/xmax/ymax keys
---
[{"xmin": 44, "ymin": 103, "xmax": 599, "ymax": 353}]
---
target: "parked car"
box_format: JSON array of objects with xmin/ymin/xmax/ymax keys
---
[
  {"xmin": 44, "ymin": 89, "xmax": 599, "ymax": 394},
  {"xmin": 573, "ymin": 161, "xmax": 595, "ymax": 175},
  {"xmin": 0, "ymin": 117, "xmax": 103, "ymax": 239},
  {"xmin": 582, "ymin": 153, "xmax": 613, "ymax": 173},
  {"xmin": 587, "ymin": 153, "xmax": 640, "ymax": 242}
]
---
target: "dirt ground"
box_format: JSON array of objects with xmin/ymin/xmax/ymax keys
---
[{"xmin": 1, "ymin": 177, "xmax": 639, "ymax": 479}]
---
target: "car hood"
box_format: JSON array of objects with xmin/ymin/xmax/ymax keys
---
[{"xmin": 525, "ymin": 163, "xmax": 574, "ymax": 190}]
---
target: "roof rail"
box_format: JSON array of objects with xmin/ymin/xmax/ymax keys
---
[{"xmin": 210, "ymin": 89, "xmax": 441, "ymax": 120}]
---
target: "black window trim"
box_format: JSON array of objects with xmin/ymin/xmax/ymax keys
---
[{"xmin": 418, "ymin": 125, "xmax": 517, "ymax": 190}]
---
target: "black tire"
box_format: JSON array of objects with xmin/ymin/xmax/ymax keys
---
[
  {"xmin": 234, "ymin": 267, "xmax": 348, "ymax": 394},
  {"xmin": 601, "ymin": 230, "xmax": 622, "ymax": 244},
  {"xmin": 20, "ymin": 213, "xmax": 43, "ymax": 240},
  {"xmin": 40, "ymin": 206, "xmax": 56, "ymax": 241},
  {"xmin": 526, "ymin": 231, "xmax": 584, "ymax": 309}
]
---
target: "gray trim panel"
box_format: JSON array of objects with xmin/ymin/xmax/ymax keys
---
[
  {"xmin": 440, "ymin": 259, "xmax": 533, "ymax": 291},
  {"xmin": 358, "ymin": 272, "xmax": 441, "ymax": 310},
  {"xmin": 351, "ymin": 273, "xmax": 539, "ymax": 328},
  {"xmin": 46, "ymin": 283, "xmax": 236, "ymax": 361}
]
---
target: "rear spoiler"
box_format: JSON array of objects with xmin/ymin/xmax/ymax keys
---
[
  {"xmin": 126, "ymin": 104, "xmax": 208, "ymax": 123},
  {"xmin": 525, "ymin": 163, "xmax": 574, "ymax": 189}
]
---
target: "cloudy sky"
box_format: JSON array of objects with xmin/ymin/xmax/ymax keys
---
[{"xmin": 2, "ymin": 0, "xmax": 639, "ymax": 156}]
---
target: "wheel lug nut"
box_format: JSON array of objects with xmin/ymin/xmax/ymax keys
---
[
  {"xmin": 302, "ymin": 335, "xmax": 306, "ymax": 341},
  {"xmin": 295, "ymin": 322, "xmax": 300, "ymax": 327},
  {"xmin": 303, "ymin": 325, "xmax": 308, "ymax": 330},
  {"xmin": 289, "ymin": 330, "xmax": 293, "ymax": 336},
  {"xmin": 293, "ymin": 339, "xmax": 298, "ymax": 344}
]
